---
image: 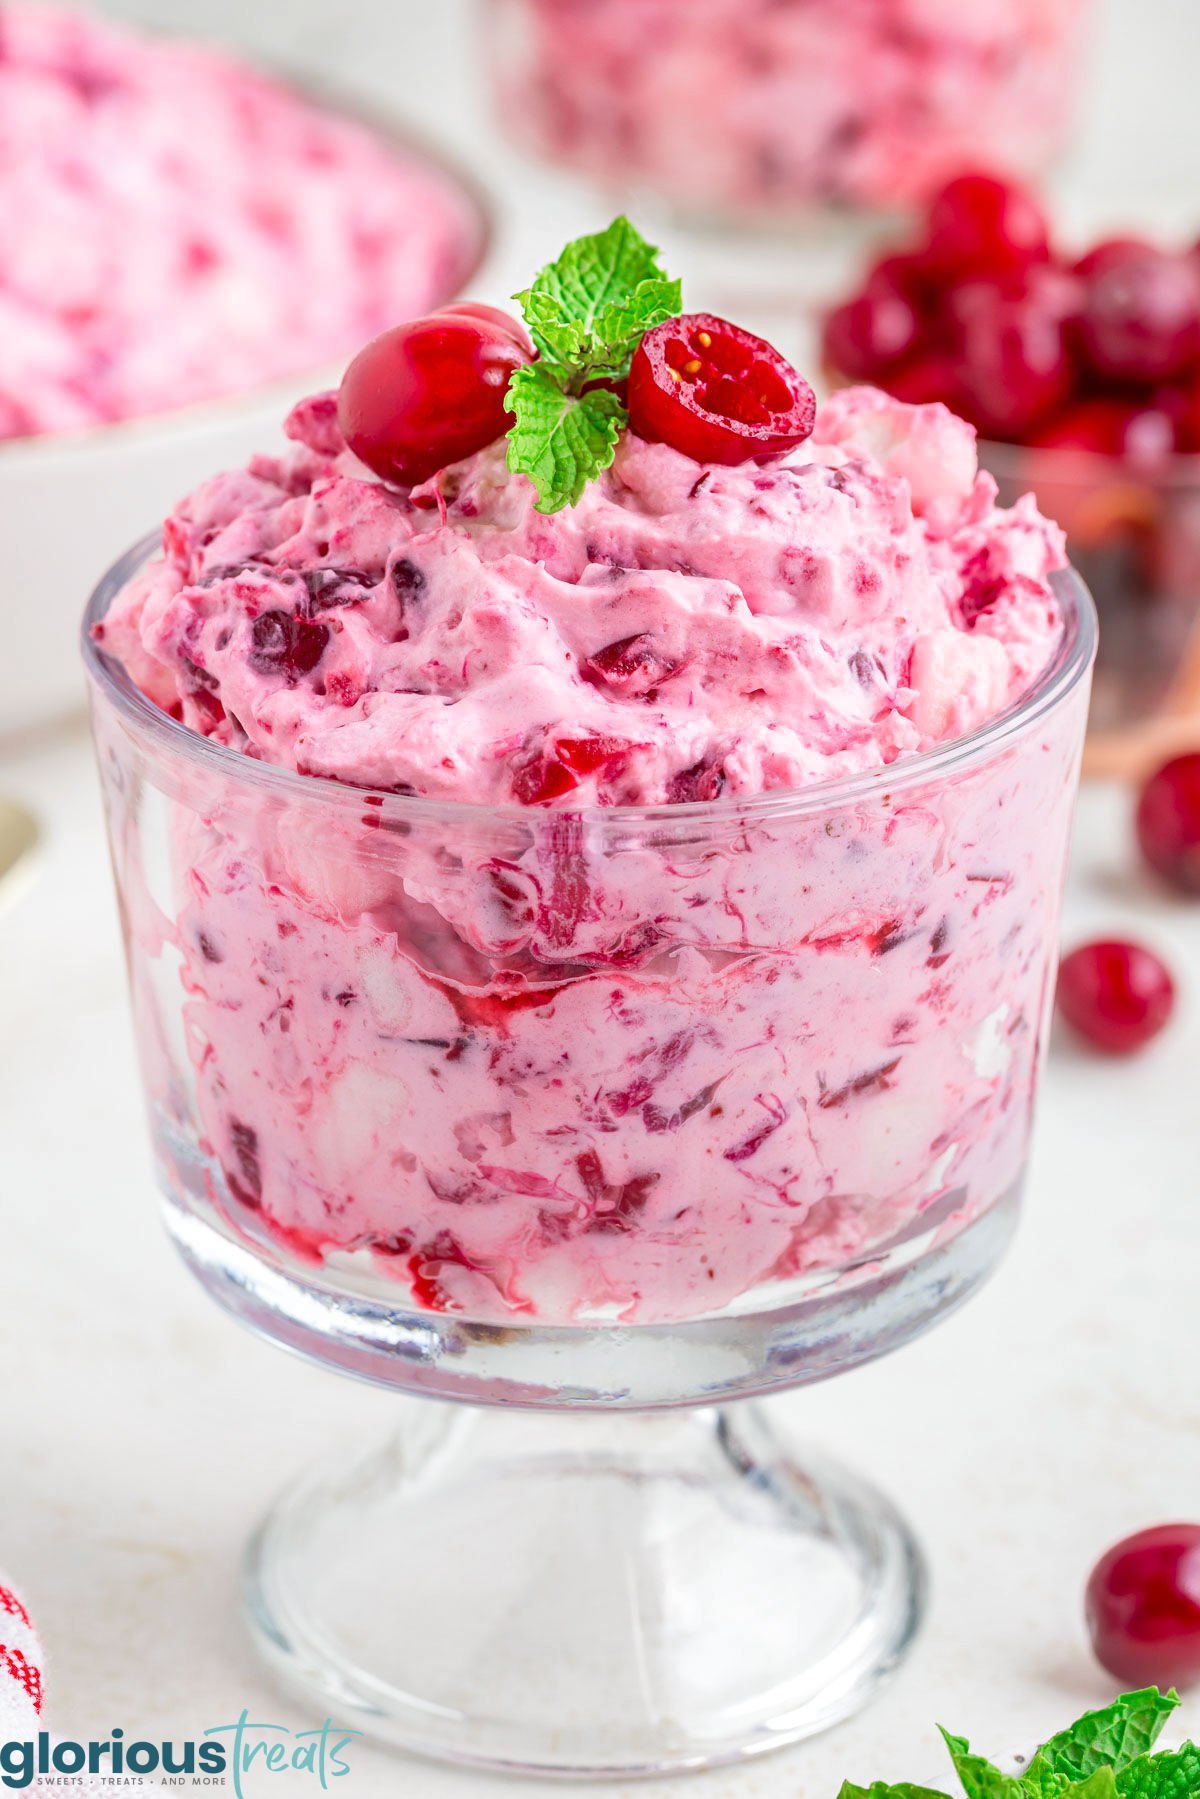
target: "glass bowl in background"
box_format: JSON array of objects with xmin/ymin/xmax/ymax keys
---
[
  {"xmin": 483, "ymin": 0, "xmax": 1092, "ymax": 234},
  {"xmin": 982, "ymin": 441, "xmax": 1200, "ymax": 778},
  {"xmin": 85, "ymin": 544, "xmax": 1094, "ymax": 1775}
]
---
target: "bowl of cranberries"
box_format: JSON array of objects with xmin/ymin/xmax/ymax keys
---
[{"xmin": 823, "ymin": 173, "xmax": 1200, "ymax": 777}]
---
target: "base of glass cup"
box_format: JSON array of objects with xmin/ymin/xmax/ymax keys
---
[
  {"xmin": 244, "ymin": 1402, "xmax": 925, "ymax": 1777},
  {"xmin": 158, "ymin": 1129, "xmax": 1022, "ymax": 1408}
]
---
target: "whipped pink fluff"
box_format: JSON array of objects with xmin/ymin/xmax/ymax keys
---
[
  {"xmin": 0, "ymin": 6, "xmax": 477, "ymax": 441},
  {"xmin": 102, "ymin": 386, "xmax": 1065, "ymax": 804},
  {"xmin": 97, "ymin": 388, "xmax": 1088, "ymax": 1326},
  {"xmin": 489, "ymin": 0, "xmax": 1090, "ymax": 214}
]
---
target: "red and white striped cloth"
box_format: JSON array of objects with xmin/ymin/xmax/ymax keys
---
[{"xmin": 0, "ymin": 1574, "xmax": 163, "ymax": 1796}]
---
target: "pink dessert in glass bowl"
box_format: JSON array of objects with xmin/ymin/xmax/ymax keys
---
[
  {"xmin": 89, "ymin": 229, "xmax": 1092, "ymax": 1328},
  {"xmin": 0, "ymin": 4, "xmax": 479, "ymax": 440},
  {"xmin": 485, "ymin": 0, "xmax": 1092, "ymax": 224}
]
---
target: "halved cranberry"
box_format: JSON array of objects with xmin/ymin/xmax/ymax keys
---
[
  {"xmin": 1087, "ymin": 1525, "xmax": 1200, "ymax": 1687},
  {"xmin": 338, "ymin": 310, "xmax": 532, "ymax": 486},
  {"xmin": 1056, "ymin": 939, "xmax": 1175, "ymax": 1054},
  {"xmin": 1079, "ymin": 245, "xmax": 1200, "ymax": 383},
  {"xmin": 628, "ymin": 313, "xmax": 815, "ymax": 465},
  {"xmin": 925, "ymin": 173, "xmax": 1051, "ymax": 278},
  {"xmin": 248, "ymin": 610, "xmax": 329, "ymax": 681},
  {"xmin": 1136, "ymin": 752, "xmax": 1200, "ymax": 893}
]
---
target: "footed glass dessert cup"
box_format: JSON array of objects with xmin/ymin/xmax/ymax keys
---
[{"xmin": 86, "ymin": 542, "xmax": 1094, "ymax": 1777}]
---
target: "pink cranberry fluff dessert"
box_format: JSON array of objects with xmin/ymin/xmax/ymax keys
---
[
  {"xmin": 486, "ymin": 0, "xmax": 1091, "ymax": 219},
  {"xmin": 92, "ymin": 221, "xmax": 1090, "ymax": 1326},
  {"xmin": 0, "ymin": 4, "xmax": 478, "ymax": 441}
]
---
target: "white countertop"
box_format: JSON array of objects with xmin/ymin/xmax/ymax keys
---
[{"xmin": 5, "ymin": 1, "xmax": 1200, "ymax": 1794}]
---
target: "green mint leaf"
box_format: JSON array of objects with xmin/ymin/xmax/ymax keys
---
[
  {"xmin": 522, "ymin": 215, "xmax": 669, "ymax": 341},
  {"xmin": 1033, "ymin": 1692, "xmax": 1180, "ymax": 1782},
  {"xmin": 1018, "ymin": 1761, "xmax": 1073, "ymax": 1799},
  {"xmin": 838, "ymin": 1783, "xmax": 954, "ymax": 1799},
  {"xmin": 514, "ymin": 289, "xmax": 589, "ymax": 368},
  {"xmin": 592, "ymin": 275, "xmax": 683, "ymax": 372},
  {"xmin": 1062, "ymin": 1772, "xmax": 1120, "ymax": 1799},
  {"xmin": 1116, "ymin": 1743, "xmax": 1200, "ymax": 1798},
  {"xmin": 939, "ymin": 1728, "xmax": 1026, "ymax": 1799},
  {"xmin": 504, "ymin": 363, "xmax": 624, "ymax": 513}
]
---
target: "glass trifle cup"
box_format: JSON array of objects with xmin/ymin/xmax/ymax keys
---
[{"xmin": 85, "ymin": 534, "xmax": 1094, "ymax": 1774}]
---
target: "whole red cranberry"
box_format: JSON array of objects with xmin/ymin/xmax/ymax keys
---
[
  {"xmin": 1056, "ymin": 939, "xmax": 1176, "ymax": 1054},
  {"xmin": 822, "ymin": 284, "xmax": 920, "ymax": 381},
  {"xmin": 1136, "ymin": 753, "xmax": 1200, "ymax": 893},
  {"xmin": 949, "ymin": 270, "xmax": 1076, "ymax": 439},
  {"xmin": 1032, "ymin": 396, "xmax": 1177, "ymax": 465},
  {"xmin": 1080, "ymin": 245, "xmax": 1200, "ymax": 383},
  {"xmin": 925, "ymin": 172, "xmax": 1051, "ymax": 277},
  {"xmin": 338, "ymin": 308, "xmax": 533, "ymax": 486},
  {"xmin": 1087, "ymin": 1525, "xmax": 1200, "ymax": 1688},
  {"xmin": 881, "ymin": 353, "xmax": 962, "ymax": 410},
  {"xmin": 1072, "ymin": 236, "xmax": 1156, "ymax": 280}
]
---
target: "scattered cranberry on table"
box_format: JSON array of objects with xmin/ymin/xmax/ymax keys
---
[
  {"xmin": 1136, "ymin": 753, "xmax": 1200, "ymax": 894},
  {"xmin": 338, "ymin": 305, "xmax": 533, "ymax": 486},
  {"xmin": 1087, "ymin": 1525, "xmax": 1200, "ymax": 1689},
  {"xmin": 822, "ymin": 171, "xmax": 1200, "ymax": 455},
  {"xmin": 629, "ymin": 313, "xmax": 816, "ymax": 464},
  {"xmin": 1056, "ymin": 939, "xmax": 1176, "ymax": 1054}
]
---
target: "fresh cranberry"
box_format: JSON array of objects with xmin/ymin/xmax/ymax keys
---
[
  {"xmin": 1032, "ymin": 396, "xmax": 1177, "ymax": 465},
  {"xmin": 1072, "ymin": 236, "xmax": 1156, "ymax": 280},
  {"xmin": 248, "ymin": 610, "xmax": 329, "ymax": 681},
  {"xmin": 949, "ymin": 271, "xmax": 1075, "ymax": 439},
  {"xmin": 1056, "ymin": 939, "xmax": 1176, "ymax": 1053},
  {"xmin": 338, "ymin": 310, "xmax": 533, "ymax": 486},
  {"xmin": 822, "ymin": 284, "xmax": 920, "ymax": 382},
  {"xmin": 628, "ymin": 313, "xmax": 815, "ymax": 465},
  {"xmin": 1079, "ymin": 245, "xmax": 1200, "ymax": 383},
  {"xmin": 435, "ymin": 302, "xmax": 535, "ymax": 355},
  {"xmin": 881, "ymin": 353, "xmax": 962, "ymax": 410},
  {"xmin": 1136, "ymin": 753, "xmax": 1200, "ymax": 893},
  {"xmin": 1087, "ymin": 1525, "xmax": 1200, "ymax": 1688},
  {"xmin": 925, "ymin": 173, "xmax": 1051, "ymax": 278}
]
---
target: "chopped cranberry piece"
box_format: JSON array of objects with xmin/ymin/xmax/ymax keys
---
[
  {"xmin": 925, "ymin": 173, "xmax": 1051, "ymax": 278},
  {"xmin": 1056, "ymin": 939, "xmax": 1175, "ymax": 1054},
  {"xmin": 576, "ymin": 1149, "xmax": 659, "ymax": 1234},
  {"xmin": 583, "ymin": 634, "xmax": 681, "ymax": 696},
  {"xmin": 1087, "ymin": 1524, "xmax": 1200, "ymax": 1688},
  {"xmin": 1079, "ymin": 245, "xmax": 1200, "ymax": 383},
  {"xmin": 248, "ymin": 609, "xmax": 329, "ymax": 681},
  {"xmin": 628, "ymin": 312, "xmax": 816, "ymax": 465},
  {"xmin": 1136, "ymin": 753, "xmax": 1200, "ymax": 893},
  {"xmin": 338, "ymin": 310, "xmax": 532, "ymax": 487},
  {"xmin": 666, "ymin": 759, "xmax": 726, "ymax": 803},
  {"xmin": 511, "ymin": 733, "xmax": 635, "ymax": 805}
]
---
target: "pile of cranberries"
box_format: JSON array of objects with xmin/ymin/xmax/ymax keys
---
[
  {"xmin": 824, "ymin": 172, "xmax": 1200, "ymax": 457},
  {"xmin": 337, "ymin": 301, "xmax": 816, "ymax": 488}
]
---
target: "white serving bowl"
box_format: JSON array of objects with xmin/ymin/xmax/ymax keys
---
[{"xmin": 0, "ymin": 98, "xmax": 490, "ymax": 742}]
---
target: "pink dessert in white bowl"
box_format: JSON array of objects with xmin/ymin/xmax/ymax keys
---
[
  {"xmin": 88, "ymin": 223, "xmax": 1092, "ymax": 1327},
  {"xmin": 0, "ymin": 4, "xmax": 479, "ymax": 440},
  {"xmin": 486, "ymin": 0, "xmax": 1092, "ymax": 221}
]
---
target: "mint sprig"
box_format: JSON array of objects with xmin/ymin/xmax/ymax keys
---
[
  {"xmin": 504, "ymin": 215, "xmax": 681, "ymax": 513},
  {"xmin": 840, "ymin": 1691, "xmax": 1185, "ymax": 1799}
]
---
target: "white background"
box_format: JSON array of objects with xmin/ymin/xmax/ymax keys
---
[{"xmin": 4, "ymin": 2, "xmax": 1200, "ymax": 1796}]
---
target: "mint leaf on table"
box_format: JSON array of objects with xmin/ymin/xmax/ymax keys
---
[
  {"xmin": 504, "ymin": 215, "xmax": 682, "ymax": 512},
  {"xmin": 1030, "ymin": 1691, "xmax": 1180, "ymax": 1783},
  {"xmin": 838, "ymin": 1783, "xmax": 955, "ymax": 1798},
  {"xmin": 938, "ymin": 1728, "xmax": 1027, "ymax": 1799},
  {"xmin": 1116, "ymin": 1743, "xmax": 1200, "ymax": 1797},
  {"xmin": 505, "ymin": 363, "xmax": 624, "ymax": 513}
]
